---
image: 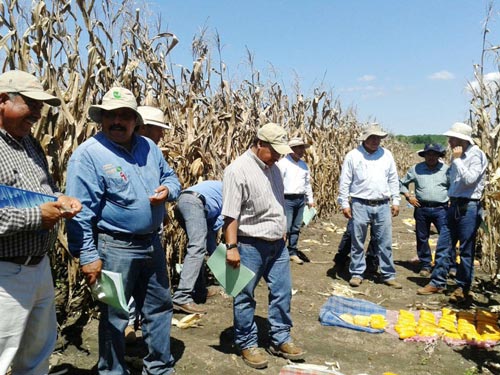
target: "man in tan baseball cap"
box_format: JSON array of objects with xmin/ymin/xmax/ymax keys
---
[{"xmin": 0, "ymin": 70, "xmax": 81, "ymax": 375}]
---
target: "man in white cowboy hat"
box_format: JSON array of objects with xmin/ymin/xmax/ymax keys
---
[
  {"xmin": 277, "ymin": 137, "xmax": 315, "ymax": 264},
  {"xmin": 400, "ymin": 144, "xmax": 450, "ymax": 277},
  {"xmin": 0, "ymin": 70, "xmax": 81, "ymax": 375},
  {"xmin": 418, "ymin": 123, "xmax": 487, "ymax": 303},
  {"xmin": 337, "ymin": 123, "xmax": 402, "ymax": 289},
  {"xmin": 66, "ymin": 88, "xmax": 181, "ymax": 375},
  {"xmin": 223, "ymin": 123, "xmax": 305, "ymax": 369}
]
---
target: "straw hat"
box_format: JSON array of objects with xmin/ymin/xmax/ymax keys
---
[
  {"xmin": 288, "ymin": 137, "xmax": 311, "ymax": 148},
  {"xmin": 358, "ymin": 123, "xmax": 388, "ymax": 141},
  {"xmin": 88, "ymin": 87, "xmax": 143, "ymax": 125}
]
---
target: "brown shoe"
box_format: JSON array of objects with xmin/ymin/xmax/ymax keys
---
[
  {"xmin": 417, "ymin": 284, "xmax": 444, "ymax": 295},
  {"xmin": 241, "ymin": 347, "xmax": 268, "ymax": 369},
  {"xmin": 449, "ymin": 287, "xmax": 466, "ymax": 303},
  {"xmin": 270, "ymin": 342, "xmax": 306, "ymax": 361},
  {"xmin": 173, "ymin": 302, "xmax": 207, "ymax": 314},
  {"xmin": 124, "ymin": 325, "xmax": 136, "ymax": 344},
  {"xmin": 206, "ymin": 285, "xmax": 222, "ymax": 299},
  {"xmin": 349, "ymin": 277, "xmax": 363, "ymax": 287},
  {"xmin": 290, "ymin": 255, "xmax": 304, "ymax": 265},
  {"xmin": 384, "ymin": 279, "xmax": 402, "ymax": 289}
]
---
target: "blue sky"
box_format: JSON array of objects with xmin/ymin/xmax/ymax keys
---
[{"xmin": 148, "ymin": 0, "xmax": 498, "ymax": 135}]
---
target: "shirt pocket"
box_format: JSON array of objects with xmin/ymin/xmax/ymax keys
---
[
  {"xmin": 104, "ymin": 176, "xmax": 134, "ymax": 206},
  {"xmin": 245, "ymin": 191, "xmax": 270, "ymax": 216}
]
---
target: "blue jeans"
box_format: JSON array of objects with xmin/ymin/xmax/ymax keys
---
[
  {"xmin": 172, "ymin": 193, "xmax": 216, "ymax": 305},
  {"xmin": 430, "ymin": 200, "xmax": 482, "ymax": 291},
  {"xmin": 285, "ymin": 195, "xmax": 305, "ymax": 256},
  {"xmin": 234, "ymin": 237, "xmax": 292, "ymax": 349},
  {"xmin": 97, "ymin": 233, "xmax": 175, "ymax": 375},
  {"xmin": 350, "ymin": 199, "xmax": 396, "ymax": 281},
  {"xmin": 414, "ymin": 206, "xmax": 448, "ymax": 270}
]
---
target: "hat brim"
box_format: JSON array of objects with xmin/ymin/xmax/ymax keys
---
[
  {"xmin": 143, "ymin": 119, "xmax": 171, "ymax": 129},
  {"xmin": 89, "ymin": 104, "xmax": 144, "ymax": 126},
  {"xmin": 22, "ymin": 91, "xmax": 61, "ymax": 106},
  {"xmin": 290, "ymin": 142, "xmax": 311, "ymax": 148},
  {"xmin": 271, "ymin": 143, "xmax": 294, "ymax": 155},
  {"xmin": 443, "ymin": 130, "xmax": 474, "ymax": 145},
  {"xmin": 359, "ymin": 132, "xmax": 388, "ymax": 142},
  {"xmin": 418, "ymin": 149, "xmax": 445, "ymax": 157}
]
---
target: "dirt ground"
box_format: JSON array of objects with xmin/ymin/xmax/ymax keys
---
[{"xmin": 50, "ymin": 205, "xmax": 500, "ymax": 375}]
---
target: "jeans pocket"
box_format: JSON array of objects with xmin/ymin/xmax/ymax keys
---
[{"xmin": 0, "ymin": 262, "xmax": 22, "ymax": 277}]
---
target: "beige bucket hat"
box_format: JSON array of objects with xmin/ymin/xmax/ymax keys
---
[
  {"xmin": 0, "ymin": 70, "xmax": 61, "ymax": 106},
  {"xmin": 443, "ymin": 122, "xmax": 474, "ymax": 144},
  {"xmin": 257, "ymin": 123, "xmax": 293, "ymax": 155},
  {"xmin": 137, "ymin": 106, "xmax": 170, "ymax": 129},
  {"xmin": 88, "ymin": 87, "xmax": 143, "ymax": 125},
  {"xmin": 288, "ymin": 137, "xmax": 311, "ymax": 148},
  {"xmin": 358, "ymin": 123, "xmax": 388, "ymax": 141}
]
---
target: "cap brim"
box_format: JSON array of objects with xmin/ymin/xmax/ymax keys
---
[
  {"xmin": 290, "ymin": 143, "xmax": 311, "ymax": 148},
  {"xmin": 271, "ymin": 143, "xmax": 294, "ymax": 155},
  {"xmin": 22, "ymin": 91, "xmax": 61, "ymax": 106},
  {"xmin": 89, "ymin": 104, "xmax": 144, "ymax": 126},
  {"xmin": 144, "ymin": 119, "xmax": 171, "ymax": 129}
]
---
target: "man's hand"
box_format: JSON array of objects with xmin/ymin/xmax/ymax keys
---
[
  {"xmin": 342, "ymin": 207, "xmax": 352, "ymax": 219},
  {"xmin": 226, "ymin": 247, "xmax": 241, "ymax": 269},
  {"xmin": 81, "ymin": 259, "xmax": 103, "ymax": 286},
  {"xmin": 57, "ymin": 195, "xmax": 82, "ymax": 219},
  {"xmin": 40, "ymin": 201, "xmax": 65, "ymax": 229},
  {"xmin": 452, "ymin": 145, "xmax": 463, "ymax": 159},
  {"xmin": 407, "ymin": 196, "xmax": 420, "ymax": 207},
  {"xmin": 307, "ymin": 202, "xmax": 316, "ymax": 208},
  {"xmin": 149, "ymin": 185, "xmax": 169, "ymax": 206},
  {"xmin": 391, "ymin": 205, "xmax": 400, "ymax": 217}
]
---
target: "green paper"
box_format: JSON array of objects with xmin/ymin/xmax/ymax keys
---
[
  {"xmin": 91, "ymin": 270, "xmax": 128, "ymax": 313},
  {"xmin": 303, "ymin": 206, "xmax": 317, "ymax": 226},
  {"xmin": 207, "ymin": 244, "xmax": 255, "ymax": 297}
]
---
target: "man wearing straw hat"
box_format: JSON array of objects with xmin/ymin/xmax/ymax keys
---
[
  {"xmin": 400, "ymin": 143, "xmax": 450, "ymax": 277},
  {"xmin": 223, "ymin": 123, "xmax": 305, "ymax": 369},
  {"xmin": 66, "ymin": 88, "xmax": 180, "ymax": 375},
  {"xmin": 0, "ymin": 70, "xmax": 81, "ymax": 375},
  {"xmin": 277, "ymin": 137, "xmax": 315, "ymax": 265},
  {"xmin": 418, "ymin": 123, "xmax": 487, "ymax": 303},
  {"xmin": 337, "ymin": 123, "xmax": 402, "ymax": 289}
]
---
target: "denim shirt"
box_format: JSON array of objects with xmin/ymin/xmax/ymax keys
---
[
  {"xmin": 400, "ymin": 161, "xmax": 449, "ymax": 203},
  {"xmin": 186, "ymin": 180, "xmax": 223, "ymax": 231},
  {"xmin": 66, "ymin": 132, "xmax": 181, "ymax": 265}
]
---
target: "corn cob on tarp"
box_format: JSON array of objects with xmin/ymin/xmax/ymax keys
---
[{"xmin": 319, "ymin": 295, "xmax": 387, "ymax": 333}]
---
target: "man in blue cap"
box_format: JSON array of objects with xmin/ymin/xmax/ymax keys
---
[{"xmin": 400, "ymin": 144, "xmax": 450, "ymax": 277}]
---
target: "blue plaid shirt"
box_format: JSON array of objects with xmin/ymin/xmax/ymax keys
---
[{"xmin": 0, "ymin": 129, "xmax": 60, "ymax": 257}]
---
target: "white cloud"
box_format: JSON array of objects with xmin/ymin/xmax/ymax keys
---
[
  {"xmin": 339, "ymin": 85, "xmax": 386, "ymax": 98},
  {"xmin": 428, "ymin": 70, "xmax": 455, "ymax": 80},
  {"xmin": 467, "ymin": 72, "xmax": 500, "ymax": 93},
  {"xmin": 358, "ymin": 74, "xmax": 376, "ymax": 82}
]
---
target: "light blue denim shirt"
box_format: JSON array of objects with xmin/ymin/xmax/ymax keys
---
[
  {"xmin": 400, "ymin": 161, "xmax": 449, "ymax": 203},
  {"xmin": 448, "ymin": 144, "xmax": 487, "ymax": 199},
  {"xmin": 185, "ymin": 180, "xmax": 223, "ymax": 231},
  {"xmin": 66, "ymin": 132, "xmax": 181, "ymax": 265}
]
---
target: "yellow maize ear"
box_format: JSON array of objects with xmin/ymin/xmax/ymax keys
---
[
  {"xmin": 339, "ymin": 313, "xmax": 354, "ymax": 325},
  {"xmin": 353, "ymin": 315, "xmax": 371, "ymax": 327}
]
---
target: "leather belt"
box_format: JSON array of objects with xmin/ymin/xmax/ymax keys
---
[
  {"xmin": 180, "ymin": 190, "xmax": 206, "ymax": 205},
  {"xmin": 100, "ymin": 231, "xmax": 157, "ymax": 241},
  {"xmin": 418, "ymin": 201, "xmax": 448, "ymax": 208},
  {"xmin": 284, "ymin": 194, "xmax": 305, "ymax": 199},
  {"xmin": 1, "ymin": 255, "xmax": 45, "ymax": 266},
  {"xmin": 354, "ymin": 198, "xmax": 389, "ymax": 206},
  {"xmin": 450, "ymin": 197, "xmax": 481, "ymax": 203}
]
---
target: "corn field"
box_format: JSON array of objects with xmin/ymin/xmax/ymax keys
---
[{"xmin": 1, "ymin": 0, "xmax": 416, "ymax": 324}]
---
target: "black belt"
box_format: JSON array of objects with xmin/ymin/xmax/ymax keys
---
[
  {"xmin": 354, "ymin": 198, "xmax": 389, "ymax": 206},
  {"xmin": 238, "ymin": 236, "xmax": 283, "ymax": 244},
  {"xmin": 1, "ymin": 255, "xmax": 45, "ymax": 266},
  {"xmin": 418, "ymin": 201, "xmax": 448, "ymax": 208},
  {"xmin": 284, "ymin": 194, "xmax": 305, "ymax": 199},
  {"xmin": 100, "ymin": 231, "xmax": 157, "ymax": 241},
  {"xmin": 180, "ymin": 190, "xmax": 206, "ymax": 205},
  {"xmin": 450, "ymin": 197, "xmax": 481, "ymax": 204}
]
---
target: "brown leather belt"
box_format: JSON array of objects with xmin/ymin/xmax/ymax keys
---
[{"xmin": 1, "ymin": 255, "xmax": 45, "ymax": 266}]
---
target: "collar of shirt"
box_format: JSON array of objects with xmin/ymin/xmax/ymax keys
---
[
  {"xmin": 247, "ymin": 148, "xmax": 269, "ymax": 170},
  {"xmin": 358, "ymin": 144, "xmax": 383, "ymax": 158}
]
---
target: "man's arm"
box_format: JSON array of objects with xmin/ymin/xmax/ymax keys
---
[{"xmin": 223, "ymin": 217, "xmax": 240, "ymax": 269}]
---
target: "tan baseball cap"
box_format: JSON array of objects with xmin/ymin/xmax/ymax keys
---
[
  {"xmin": 0, "ymin": 70, "xmax": 61, "ymax": 106},
  {"xmin": 257, "ymin": 123, "xmax": 293, "ymax": 155},
  {"xmin": 137, "ymin": 106, "xmax": 170, "ymax": 129},
  {"xmin": 88, "ymin": 87, "xmax": 143, "ymax": 125}
]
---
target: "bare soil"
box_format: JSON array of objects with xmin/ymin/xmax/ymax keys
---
[{"xmin": 50, "ymin": 205, "xmax": 500, "ymax": 375}]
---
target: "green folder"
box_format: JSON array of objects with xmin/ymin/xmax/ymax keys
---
[
  {"xmin": 302, "ymin": 206, "xmax": 317, "ymax": 226},
  {"xmin": 207, "ymin": 244, "xmax": 255, "ymax": 297},
  {"xmin": 91, "ymin": 270, "xmax": 128, "ymax": 313}
]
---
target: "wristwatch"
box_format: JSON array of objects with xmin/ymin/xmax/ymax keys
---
[{"xmin": 226, "ymin": 243, "xmax": 238, "ymax": 250}]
